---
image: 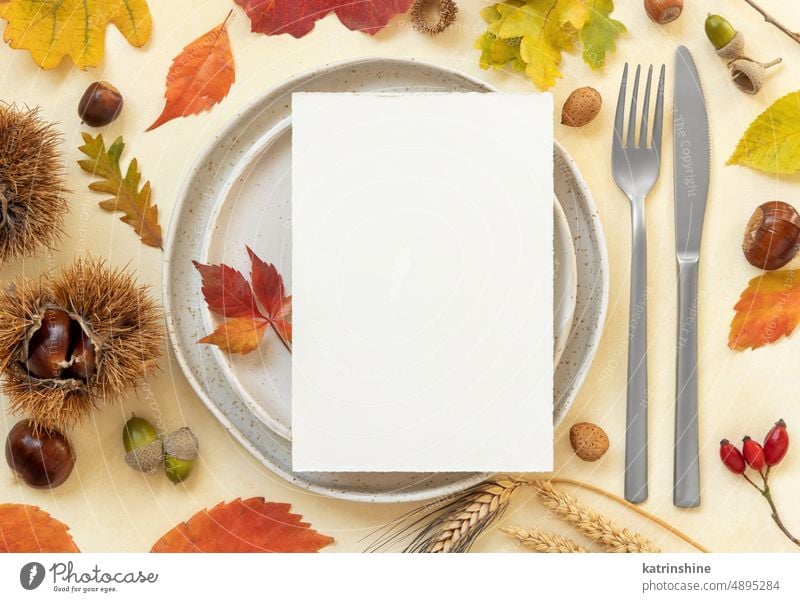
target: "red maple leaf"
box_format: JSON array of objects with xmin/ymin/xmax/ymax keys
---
[
  {"xmin": 234, "ymin": 0, "xmax": 414, "ymax": 38},
  {"xmin": 195, "ymin": 248, "xmax": 292, "ymax": 354},
  {"xmin": 150, "ymin": 498, "xmax": 333, "ymax": 552}
]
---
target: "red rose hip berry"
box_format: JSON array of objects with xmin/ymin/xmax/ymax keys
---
[
  {"xmin": 742, "ymin": 436, "xmax": 766, "ymax": 470},
  {"xmin": 763, "ymin": 419, "xmax": 789, "ymax": 466},
  {"xmin": 720, "ymin": 439, "xmax": 746, "ymax": 474}
]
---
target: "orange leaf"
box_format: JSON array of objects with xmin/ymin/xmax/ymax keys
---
[
  {"xmin": 151, "ymin": 498, "xmax": 333, "ymax": 552},
  {"xmin": 199, "ymin": 317, "xmax": 268, "ymax": 354},
  {"xmin": 729, "ymin": 269, "xmax": 800, "ymax": 350},
  {"xmin": 0, "ymin": 504, "xmax": 79, "ymax": 552},
  {"xmin": 273, "ymin": 315, "xmax": 292, "ymax": 344},
  {"xmin": 147, "ymin": 14, "xmax": 235, "ymax": 131}
]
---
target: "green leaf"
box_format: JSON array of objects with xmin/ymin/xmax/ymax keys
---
[
  {"xmin": 581, "ymin": 0, "xmax": 626, "ymax": 70},
  {"xmin": 727, "ymin": 91, "xmax": 800, "ymax": 175},
  {"xmin": 475, "ymin": 0, "xmax": 625, "ymax": 91}
]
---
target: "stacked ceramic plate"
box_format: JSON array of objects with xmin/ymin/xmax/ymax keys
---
[{"xmin": 163, "ymin": 59, "xmax": 609, "ymax": 502}]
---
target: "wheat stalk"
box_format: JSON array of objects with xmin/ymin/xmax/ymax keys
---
[
  {"xmin": 502, "ymin": 525, "xmax": 588, "ymax": 553},
  {"xmin": 531, "ymin": 480, "xmax": 660, "ymax": 553}
]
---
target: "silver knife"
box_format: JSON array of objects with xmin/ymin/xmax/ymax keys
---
[{"xmin": 673, "ymin": 46, "xmax": 710, "ymax": 508}]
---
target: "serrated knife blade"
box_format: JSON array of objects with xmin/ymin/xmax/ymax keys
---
[{"xmin": 673, "ymin": 46, "xmax": 710, "ymax": 508}]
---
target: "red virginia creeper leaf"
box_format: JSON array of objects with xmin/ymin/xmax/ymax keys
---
[
  {"xmin": 234, "ymin": 0, "xmax": 413, "ymax": 38},
  {"xmin": 247, "ymin": 246, "xmax": 287, "ymax": 319},
  {"xmin": 729, "ymin": 269, "xmax": 800, "ymax": 350},
  {"xmin": 0, "ymin": 504, "xmax": 80, "ymax": 552},
  {"xmin": 198, "ymin": 317, "xmax": 268, "ymax": 354},
  {"xmin": 147, "ymin": 14, "xmax": 235, "ymax": 131},
  {"xmin": 151, "ymin": 498, "xmax": 333, "ymax": 552},
  {"xmin": 194, "ymin": 260, "xmax": 260, "ymax": 319}
]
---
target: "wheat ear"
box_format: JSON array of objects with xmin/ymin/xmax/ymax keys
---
[
  {"xmin": 532, "ymin": 480, "xmax": 660, "ymax": 552},
  {"xmin": 502, "ymin": 525, "xmax": 588, "ymax": 553}
]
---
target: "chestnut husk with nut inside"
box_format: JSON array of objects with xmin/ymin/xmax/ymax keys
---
[
  {"xmin": 0, "ymin": 258, "xmax": 162, "ymax": 431},
  {"xmin": 742, "ymin": 201, "xmax": 800, "ymax": 270}
]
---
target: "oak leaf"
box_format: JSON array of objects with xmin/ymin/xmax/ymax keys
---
[
  {"xmin": 147, "ymin": 14, "xmax": 235, "ymax": 131},
  {"xmin": 476, "ymin": 0, "xmax": 625, "ymax": 91},
  {"xmin": 235, "ymin": 0, "xmax": 413, "ymax": 38},
  {"xmin": 78, "ymin": 133, "xmax": 162, "ymax": 248},
  {"xmin": 151, "ymin": 498, "xmax": 333, "ymax": 552},
  {"xmin": 729, "ymin": 270, "xmax": 800, "ymax": 351},
  {"xmin": 195, "ymin": 248, "xmax": 292, "ymax": 354},
  {"xmin": 0, "ymin": 504, "xmax": 79, "ymax": 552},
  {"xmin": 0, "ymin": 0, "xmax": 151, "ymax": 70},
  {"xmin": 728, "ymin": 91, "xmax": 800, "ymax": 175}
]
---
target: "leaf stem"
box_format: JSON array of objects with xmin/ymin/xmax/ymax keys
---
[
  {"xmin": 270, "ymin": 321, "xmax": 292, "ymax": 354},
  {"xmin": 742, "ymin": 0, "xmax": 800, "ymax": 46}
]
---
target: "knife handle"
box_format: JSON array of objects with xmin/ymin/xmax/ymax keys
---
[
  {"xmin": 625, "ymin": 198, "xmax": 648, "ymax": 504},
  {"xmin": 674, "ymin": 258, "xmax": 701, "ymax": 508}
]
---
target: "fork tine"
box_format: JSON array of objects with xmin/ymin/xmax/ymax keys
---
[
  {"xmin": 651, "ymin": 64, "xmax": 666, "ymax": 152},
  {"xmin": 626, "ymin": 65, "xmax": 641, "ymax": 148},
  {"xmin": 613, "ymin": 63, "xmax": 628, "ymax": 150},
  {"xmin": 638, "ymin": 65, "xmax": 654, "ymax": 148}
]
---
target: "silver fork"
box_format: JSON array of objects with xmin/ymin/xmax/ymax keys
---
[{"xmin": 612, "ymin": 63, "xmax": 665, "ymax": 504}]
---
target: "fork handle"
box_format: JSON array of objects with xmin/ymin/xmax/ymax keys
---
[
  {"xmin": 625, "ymin": 198, "xmax": 648, "ymax": 504},
  {"xmin": 674, "ymin": 258, "xmax": 701, "ymax": 508}
]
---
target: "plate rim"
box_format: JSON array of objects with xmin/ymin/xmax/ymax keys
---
[{"xmin": 162, "ymin": 57, "xmax": 608, "ymax": 502}]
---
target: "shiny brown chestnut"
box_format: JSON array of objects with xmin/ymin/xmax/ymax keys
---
[
  {"xmin": 5, "ymin": 421, "xmax": 75, "ymax": 488},
  {"xmin": 26, "ymin": 309, "xmax": 71, "ymax": 379},
  {"xmin": 743, "ymin": 201, "xmax": 800, "ymax": 270},
  {"xmin": 78, "ymin": 81, "xmax": 123, "ymax": 127}
]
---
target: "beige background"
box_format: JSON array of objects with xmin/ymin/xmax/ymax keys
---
[{"xmin": 1, "ymin": 0, "xmax": 799, "ymax": 553}]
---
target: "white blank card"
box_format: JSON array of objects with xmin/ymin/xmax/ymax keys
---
[{"xmin": 291, "ymin": 93, "xmax": 553, "ymax": 472}]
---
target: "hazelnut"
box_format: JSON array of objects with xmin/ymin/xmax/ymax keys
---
[{"xmin": 644, "ymin": 0, "xmax": 683, "ymax": 25}]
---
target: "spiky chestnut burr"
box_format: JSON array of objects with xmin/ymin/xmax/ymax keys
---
[
  {"xmin": 0, "ymin": 105, "xmax": 68, "ymax": 262},
  {"xmin": 0, "ymin": 258, "xmax": 162, "ymax": 431}
]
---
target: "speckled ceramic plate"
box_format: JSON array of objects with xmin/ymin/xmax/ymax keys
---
[
  {"xmin": 201, "ymin": 116, "xmax": 578, "ymax": 440},
  {"xmin": 163, "ymin": 58, "xmax": 608, "ymax": 502}
]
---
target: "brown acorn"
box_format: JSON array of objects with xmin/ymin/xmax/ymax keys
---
[
  {"xmin": 0, "ymin": 105, "xmax": 68, "ymax": 263},
  {"xmin": 0, "ymin": 258, "xmax": 162, "ymax": 431}
]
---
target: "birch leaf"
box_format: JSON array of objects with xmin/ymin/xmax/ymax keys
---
[{"xmin": 728, "ymin": 91, "xmax": 800, "ymax": 175}]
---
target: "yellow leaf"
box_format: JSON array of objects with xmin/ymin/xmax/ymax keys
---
[
  {"xmin": 0, "ymin": 0, "xmax": 151, "ymax": 70},
  {"xmin": 728, "ymin": 91, "xmax": 800, "ymax": 175}
]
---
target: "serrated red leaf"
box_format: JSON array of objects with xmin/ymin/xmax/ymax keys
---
[
  {"xmin": 147, "ymin": 14, "xmax": 235, "ymax": 131},
  {"xmin": 234, "ymin": 0, "xmax": 413, "ymax": 38},
  {"xmin": 247, "ymin": 246, "xmax": 287, "ymax": 319},
  {"xmin": 194, "ymin": 260, "xmax": 260, "ymax": 319},
  {"xmin": 729, "ymin": 270, "xmax": 800, "ymax": 350},
  {"xmin": 198, "ymin": 317, "xmax": 268, "ymax": 354},
  {"xmin": 273, "ymin": 316, "xmax": 292, "ymax": 344},
  {"xmin": 0, "ymin": 504, "xmax": 80, "ymax": 552},
  {"xmin": 151, "ymin": 498, "xmax": 333, "ymax": 552}
]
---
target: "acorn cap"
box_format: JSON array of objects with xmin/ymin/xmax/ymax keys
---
[
  {"xmin": 124, "ymin": 439, "xmax": 164, "ymax": 475},
  {"xmin": 0, "ymin": 106, "xmax": 68, "ymax": 263},
  {"xmin": 163, "ymin": 427, "xmax": 199, "ymax": 461},
  {"xmin": 716, "ymin": 31, "xmax": 745, "ymax": 61},
  {"xmin": 729, "ymin": 57, "xmax": 782, "ymax": 95},
  {"xmin": 0, "ymin": 258, "xmax": 163, "ymax": 431}
]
